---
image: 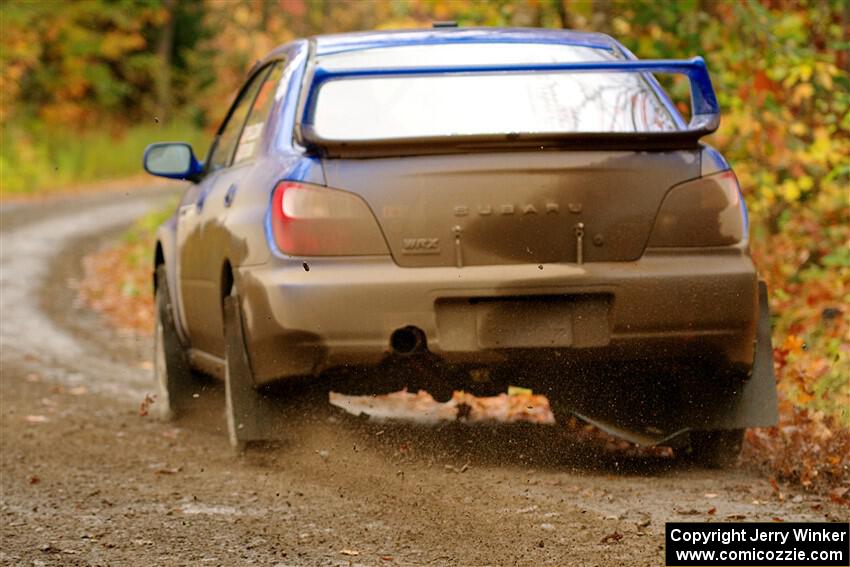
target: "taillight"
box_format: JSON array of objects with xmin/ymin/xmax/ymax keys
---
[
  {"xmin": 648, "ymin": 170, "xmax": 747, "ymax": 247},
  {"xmin": 270, "ymin": 181, "xmax": 389, "ymax": 256}
]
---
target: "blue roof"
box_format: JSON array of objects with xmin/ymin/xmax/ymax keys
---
[{"xmin": 312, "ymin": 28, "xmax": 621, "ymax": 56}]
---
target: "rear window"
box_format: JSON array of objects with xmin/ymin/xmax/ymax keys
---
[{"xmin": 310, "ymin": 43, "xmax": 678, "ymax": 141}]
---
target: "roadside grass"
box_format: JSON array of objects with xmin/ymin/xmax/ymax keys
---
[
  {"xmin": 0, "ymin": 120, "xmax": 208, "ymax": 197},
  {"xmin": 77, "ymin": 199, "xmax": 176, "ymax": 334}
]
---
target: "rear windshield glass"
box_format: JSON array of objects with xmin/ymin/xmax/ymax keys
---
[{"xmin": 310, "ymin": 43, "xmax": 678, "ymax": 141}]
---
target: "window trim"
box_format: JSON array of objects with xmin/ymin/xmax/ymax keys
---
[
  {"xmin": 204, "ymin": 60, "xmax": 282, "ymax": 174},
  {"xmin": 231, "ymin": 60, "xmax": 288, "ymax": 167}
]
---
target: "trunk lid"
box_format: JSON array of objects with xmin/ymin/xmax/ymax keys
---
[{"xmin": 321, "ymin": 150, "xmax": 700, "ymax": 267}]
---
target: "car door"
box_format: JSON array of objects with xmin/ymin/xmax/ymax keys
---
[
  {"xmin": 177, "ymin": 64, "xmax": 274, "ymax": 356},
  {"xmin": 173, "ymin": 179, "xmax": 204, "ymax": 343}
]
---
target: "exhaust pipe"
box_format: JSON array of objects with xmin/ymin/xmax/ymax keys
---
[{"xmin": 390, "ymin": 326, "xmax": 427, "ymax": 355}]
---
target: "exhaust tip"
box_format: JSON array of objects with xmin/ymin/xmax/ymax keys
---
[{"xmin": 390, "ymin": 326, "xmax": 426, "ymax": 355}]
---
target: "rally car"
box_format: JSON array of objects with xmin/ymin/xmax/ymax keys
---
[{"xmin": 144, "ymin": 26, "xmax": 777, "ymax": 464}]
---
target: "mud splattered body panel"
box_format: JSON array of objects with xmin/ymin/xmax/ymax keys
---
[
  {"xmin": 322, "ymin": 151, "xmax": 700, "ymax": 267},
  {"xmin": 150, "ymin": 27, "xmax": 776, "ymax": 440}
]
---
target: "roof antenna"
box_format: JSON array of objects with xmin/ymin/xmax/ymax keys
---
[{"xmin": 432, "ymin": 21, "xmax": 459, "ymax": 28}]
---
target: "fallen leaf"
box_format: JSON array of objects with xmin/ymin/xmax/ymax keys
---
[
  {"xmin": 444, "ymin": 462, "xmax": 470, "ymax": 474},
  {"xmin": 769, "ymin": 478, "xmax": 785, "ymax": 501},
  {"xmin": 153, "ymin": 466, "xmax": 181, "ymax": 475},
  {"xmin": 139, "ymin": 393, "xmax": 155, "ymax": 417},
  {"xmin": 39, "ymin": 544, "xmax": 60, "ymax": 553},
  {"xmin": 28, "ymin": 475, "xmax": 40, "ymax": 484},
  {"xmin": 600, "ymin": 531, "xmax": 623, "ymax": 544},
  {"xmin": 508, "ymin": 385, "xmax": 533, "ymax": 396},
  {"xmin": 707, "ymin": 507, "xmax": 717, "ymax": 515},
  {"xmin": 782, "ymin": 334, "xmax": 804, "ymax": 356},
  {"xmin": 828, "ymin": 487, "xmax": 850, "ymax": 507}
]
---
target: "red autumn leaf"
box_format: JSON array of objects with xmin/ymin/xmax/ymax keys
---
[{"xmin": 600, "ymin": 531, "xmax": 623, "ymax": 544}]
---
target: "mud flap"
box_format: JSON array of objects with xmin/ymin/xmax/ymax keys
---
[
  {"xmin": 569, "ymin": 411, "xmax": 692, "ymax": 447},
  {"xmin": 567, "ymin": 281, "xmax": 778, "ymax": 446},
  {"xmin": 223, "ymin": 295, "xmax": 278, "ymax": 451},
  {"xmin": 700, "ymin": 280, "xmax": 779, "ymax": 430}
]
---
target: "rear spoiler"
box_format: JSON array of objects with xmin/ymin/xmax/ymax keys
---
[{"xmin": 296, "ymin": 57, "xmax": 720, "ymax": 156}]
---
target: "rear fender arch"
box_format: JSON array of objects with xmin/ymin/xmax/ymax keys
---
[{"xmin": 220, "ymin": 259, "xmax": 235, "ymax": 303}]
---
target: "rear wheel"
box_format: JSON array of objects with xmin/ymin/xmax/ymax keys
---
[
  {"xmin": 686, "ymin": 429, "xmax": 744, "ymax": 469},
  {"xmin": 154, "ymin": 266, "xmax": 195, "ymax": 420},
  {"xmin": 223, "ymin": 293, "xmax": 277, "ymax": 452}
]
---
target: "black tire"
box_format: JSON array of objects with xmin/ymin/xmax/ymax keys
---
[
  {"xmin": 154, "ymin": 265, "xmax": 195, "ymax": 420},
  {"xmin": 687, "ymin": 429, "xmax": 744, "ymax": 468},
  {"xmin": 223, "ymin": 294, "xmax": 277, "ymax": 452}
]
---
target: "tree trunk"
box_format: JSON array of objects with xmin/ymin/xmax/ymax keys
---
[
  {"xmin": 156, "ymin": 0, "xmax": 176, "ymax": 123},
  {"xmin": 555, "ymin": 0, "xmax": 571, "ymax": 29},
  {"xmin": 594, "ymin": 0, "xmax": 614, "ymax": 34},
  {"xmin": 841, "ymin": 0, "xmax": 849, "ymax": 72}
]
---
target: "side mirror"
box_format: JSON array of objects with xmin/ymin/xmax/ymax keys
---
[{"xmin": 143, "ymin": 142, "xmax": 203, "ymax": 181}]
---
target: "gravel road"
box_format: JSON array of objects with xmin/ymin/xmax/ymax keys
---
[{"xmin": 1, "ymin": 188, "xmax": 846, "ymax": 566}]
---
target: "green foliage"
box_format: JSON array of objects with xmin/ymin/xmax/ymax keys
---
[
  {"xmin": 1, "ymin": 0, "xmax": 210, "ymax": 194},
  {"xmin": 0, "ymin": 119, "xmax": 207, "ymax": 195},
  {"xmin": 120, "ymin": 199, "xmax": 178, "ymax": 277},
  {"xmin": 122, "ymin": 196, "xmax": 178, "ymax": 246},
  {"xmin": 603, "ymin": 2, "xmax": 850, "ymax": 225},
  {"xmin": 1, "ymin": 0, "xmax": 208, "ymax": 125}
]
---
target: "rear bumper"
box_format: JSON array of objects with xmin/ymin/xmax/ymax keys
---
[{"xmin": 239, "ymin": 249, "xmax": 758, "ymax": 385}]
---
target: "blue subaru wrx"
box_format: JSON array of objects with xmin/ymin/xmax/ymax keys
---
[{"xmin": 143, "ymin": 26, "xmax": 777, "ymax": 463}]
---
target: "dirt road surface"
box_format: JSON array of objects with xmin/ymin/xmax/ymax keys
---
[{"xmin": 1, "ymin": 189, "xmax": 846, "ymax": 566}]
